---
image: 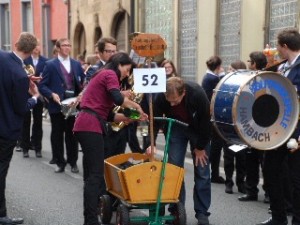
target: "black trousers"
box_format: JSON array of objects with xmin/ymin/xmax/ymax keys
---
[
  {"xmin": 20, "ymin": 100, "xmax": 43, "ymax": 151},
  {"xmin": 75, "ymin": 132, "xmax": 103, "ymax": 225},
  {"xmin": 223, "ymin": 144, "xmax": 246, "ymax": 187},
  {"xmin": 244, "ymin": 148, "xmax": 266, "ymax": 196},
  {"xmin": 0, "ymin": 137, "xmax": 17, "ymax": 217},
  {"xmin": 49, "ymin": 113, "xmax": 78, "ymax": 168},
  {"xmin": 263, "ymin": 146, "xmax": 300, "ymax": 223},
  {"xmin": 104, "ymin": 128, "xmax": 128, "ymax": 159},
  {"xmin": 209, "ymin": 129, "xmax": 224, "ymax": 178},
  {"xmin": 127, "ymin": 122, "xmax": 143, "ymax": 153}
]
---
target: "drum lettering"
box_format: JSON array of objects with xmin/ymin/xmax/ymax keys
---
[
  {"xmin": 258, "ymin": 133, "xmax": 264, "ymax": 142},
  {"xmin": 265, "ymin": 133, "xmax": 270, "ymax": 142},
  {"xmin": 241, "ymin": 119, "xmax": 270, "ymax": 142},
  {"xmin": 246, "ymin": 127, "xmax": 254, "ymax": 136},
  {"xmin": 266, "ymin": 80, "xmax": 293, "ymax": 129},
  {"xmin": 241, "ymin": 119, "xmax": 250, "ymax": 130}
]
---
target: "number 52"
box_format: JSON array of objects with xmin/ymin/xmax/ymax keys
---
[{"xmin": 142, "ymin": 74, "xmax": 158, "ymax": 86}]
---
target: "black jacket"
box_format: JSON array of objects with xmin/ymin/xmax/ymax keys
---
[{"xmin": 153, "ymin": 81, "xmax": 211, "ymax": 150}]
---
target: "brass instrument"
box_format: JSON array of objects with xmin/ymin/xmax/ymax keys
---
[
  {"xmin": 110, "ymin": 75, "xmax": 144, "ymax": 132},
  {"xmin": 24, "ymin": 64, "xmax": 35, "ymax": 75}
]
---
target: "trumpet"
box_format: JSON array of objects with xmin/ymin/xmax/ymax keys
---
[{"xmin": 110, "ymin": 75, "xmax": 144, "ymax": 132}]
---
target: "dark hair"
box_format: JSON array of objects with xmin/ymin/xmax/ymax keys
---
[
  {"xmin": 277, "ymin": 28, "xmax": 300, "ymax": 51},
  {"xmin": 230, "ymin": 60, "xmax": 247, "ymax": 70},
  {"xmin": 96, "ymin": 37, "xmax": 117, "ymax": 53},
  {"xmin": 161, "ymin": 59, "xmax": 178, "ymax": 77},
  {"xmin": 103, "ymin": 52, "xmax": 133, "ymax": 79},
  {"xmin": 249, "ymin": 51, "xmax": 267, "ymax": 70},
  {"xmin": 206, "ymin": 56, "xmax": 222, "ymax": 71}
]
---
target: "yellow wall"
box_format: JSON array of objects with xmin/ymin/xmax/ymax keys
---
[
  {"xmin": 197, "ymin": 0, "xmax": 217, "ymax": 81},
  {"xmin": 240, "ymin": 0, "xmax": 266, "ymax": 62}
]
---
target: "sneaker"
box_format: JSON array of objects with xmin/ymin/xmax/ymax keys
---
[
  {"xmin": 211, "ymin": 176, "xmax": 225, "ymax": 184},
  {"xmin": 257, "ymin": 217, "xmax": 288, "ymax": 225}
]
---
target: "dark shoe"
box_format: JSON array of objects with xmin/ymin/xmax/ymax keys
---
[
  {"xmin": 71, "ymin": 165, "xmax": 79, "ymax": 173},
  {"xmin": 237, "ymin": 184, "xmax": 246, "ymax": 194},
  {"xmin": 256, "ymin": 217, "xmax": 287, "ymax": 225},
  {"xmin": 211, "ymin": 176, "xmax": 225, "ymax": 184},
  {"xmin": 49, "ymin": 158, "xmax": 57, "ymax": 164},
  {"xmin": 238, "ymin": 194, "xmax": 257, "ymax": 201},
  {"xmin": 23, "ymin": 151, "xmax": 29, "ymax": 158},
  {"xmin": 0, "ymin": 216, "xmax": 24, "ymax": 224},
  {"xmin": 55, "ymin": 166, "xmax": 65, "ymax": 173},
  {"xmin": 197, "ymin": 214, "xmax": 209, "ymax": 225},
  {"xmin": 35, "ymin": 151, "xmax": 42, "ymax": 158},
  {"xmin": 225, "ymin": 184, "xmax": 233, "ymax": 194}
]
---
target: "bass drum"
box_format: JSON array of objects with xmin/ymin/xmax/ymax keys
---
[{"xmin": 211, "ymin": 70, "xmax": 299, "ymax": 150}]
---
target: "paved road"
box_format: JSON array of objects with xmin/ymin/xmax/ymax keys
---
[{"xmin": 4, "ymin": 120, "xmax": 291, "ymax": 225}]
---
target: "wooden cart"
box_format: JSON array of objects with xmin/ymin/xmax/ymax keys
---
[{"xmin": 99, "ymin": 118, "xmax": 187, "ymax": 225}]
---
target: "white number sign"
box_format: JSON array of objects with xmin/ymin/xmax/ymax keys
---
[{"xmin": 133, "ymin": 68, "xmax": 166, "ymax": 93}]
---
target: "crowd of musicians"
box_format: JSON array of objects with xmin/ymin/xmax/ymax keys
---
[{"xmin": 0, "ymin": 28, "xmax": 300, "ymax": 225}]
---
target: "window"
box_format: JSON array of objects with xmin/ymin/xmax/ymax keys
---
[
  {"xmin": 22, "ymin": 1, "xmax": 33, "ymax": 32},
  {"xmin": 0, "ymin": 3, "xmax": 11, "ymax": 51}
]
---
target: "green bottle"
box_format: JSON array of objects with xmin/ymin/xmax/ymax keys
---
[{"xmin": 123, "ymin": 108, "xmax": 140, "ymax": 119}]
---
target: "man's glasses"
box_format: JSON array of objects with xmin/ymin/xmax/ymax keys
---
[
  {"xmin": 103, "ymin": 49, "xmax": 116, "ymax": 54},
  {"xmin": 61, "ymin": 44, "xmax": 72, "ymax": 47}
]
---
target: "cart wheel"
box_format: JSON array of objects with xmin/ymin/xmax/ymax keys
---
[
  {"xmin": 98, "ymin": 195, "xmax": 112, "ymax": 224},
  {"xmin": 172, "ymin": 202, "xmax": 186, "ymax": 225},
  {"xmin": 116, "ymin": 204, "xmax": 130, "ymax": 225}
]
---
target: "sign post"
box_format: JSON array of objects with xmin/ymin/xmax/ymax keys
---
[{"xmin": 131, "ymin": 33, "xmax": 167, "ymax": 161}]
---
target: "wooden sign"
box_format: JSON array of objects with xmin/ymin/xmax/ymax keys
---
[{"xmin": 130, "ymin": 33, "xmax": 167, "ymax": 57}]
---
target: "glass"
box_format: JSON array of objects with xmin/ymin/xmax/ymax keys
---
[
  {"xmin": 61, "ymin": 44, "xmax": 72, "ymax": 47},
  {"xmin": 123, "ymin": 108, "xmax": 140, "ymax": 120}
]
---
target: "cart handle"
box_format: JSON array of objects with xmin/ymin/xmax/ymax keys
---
[{"xmin": 153, "ymin": 117, "xmax": 188, "ymax": 127}]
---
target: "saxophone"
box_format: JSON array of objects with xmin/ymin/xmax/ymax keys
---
[{"xmin": 110, "ymin": 75, "xmax": 144, "ymax": 132}]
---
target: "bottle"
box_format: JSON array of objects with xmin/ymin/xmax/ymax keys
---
[{"xmin": 123, "ymin": 108, "xmax": 140, "ymax": 119}]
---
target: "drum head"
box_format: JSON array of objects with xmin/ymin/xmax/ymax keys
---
[{"xmin": 211, "ymin": 71, "xmax": 299, "ymax": 150}]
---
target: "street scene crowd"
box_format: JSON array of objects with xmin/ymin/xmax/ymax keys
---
[{"xmin": 0, "ymin": 27, "xmax": 300, "ymax": 225}]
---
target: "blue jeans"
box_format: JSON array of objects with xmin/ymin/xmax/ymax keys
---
[{"xmin": 167, "ymin": 124, "xmax": 211, "ymax": 218}]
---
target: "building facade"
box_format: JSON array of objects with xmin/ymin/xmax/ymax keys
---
[
  {"xmin": 69, "ymin": 0, "xmax": 300, "ymax": 82},
  {"xmin": 0, "ymin": 0, "xmax": 68, "ymax": 57},
  {"xmin": 1, "ymin": 0, "xmax": 299, "ymax": 82}
]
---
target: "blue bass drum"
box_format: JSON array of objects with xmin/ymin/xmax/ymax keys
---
[{"xmin": 211, "ymin": 70, "xmax": 299, "ymax": 150}]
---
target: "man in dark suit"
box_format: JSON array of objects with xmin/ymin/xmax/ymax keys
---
[
  {"xmin": 0, "ymin": 32, "xmax": 39, "ymax": 225},
  {"xmin": 85, "ymin": 37, "xmax": 117, "ymax": 81},
  {"xmin": 19, "ymin": 41, "xmax": 48, "ymax": 158},
  {"xmin": 39, "ymin": 38, "xmax": 85, "ymax": 173},
  {"xmin": 257, "ymin": 28, "xmax": 300, "ymax": 225}
]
